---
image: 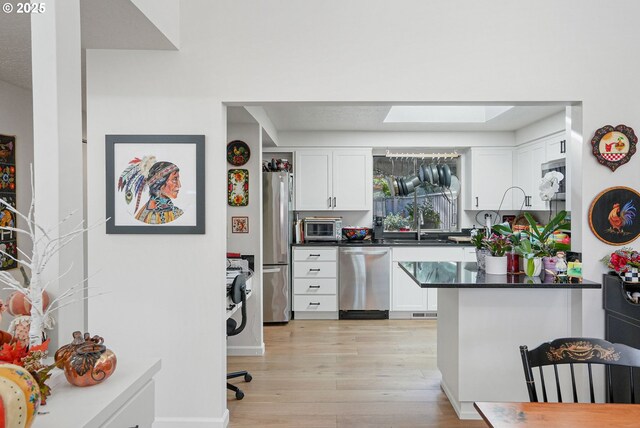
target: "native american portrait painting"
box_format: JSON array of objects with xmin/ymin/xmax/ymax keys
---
[{"xmin": 106, "ymin": 135, "xmax": 205, "ymax": 234}]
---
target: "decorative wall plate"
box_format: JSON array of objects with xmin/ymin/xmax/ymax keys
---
[
  {"xmin": 227, "ymin": 140, "xmax": 251, "ymax": 166},
  {"xmin": 228, "ymin": 169, "xmax": 249, "ymax": 206},
  {"xmin": 588, "ymin": 186, "xmax": 640, "ymax": 245},
  {"xmin": 591, "ymin": 125, "xmax": 637, "ymax": 171}
]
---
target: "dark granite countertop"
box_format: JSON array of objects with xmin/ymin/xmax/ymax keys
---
[
  {"xmin": 292, "ymin": 239, "xmax": 473, "ymax": 247},
  {"xmin": 398, "ymin": 262, "xmax": 601, "ymax": 289}
]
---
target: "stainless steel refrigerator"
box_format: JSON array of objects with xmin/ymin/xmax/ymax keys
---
[{"xmin": 262, "ymin": 171, "xmax": 293, "ymax": 323}]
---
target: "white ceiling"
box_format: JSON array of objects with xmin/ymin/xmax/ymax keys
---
[
  {"xmin": 0, "ymin": 0, "xmax": 176, "ymax": 90},
  {"xmin": 230, "ymin": 103, "xmax": 566, "ymax": 132}
]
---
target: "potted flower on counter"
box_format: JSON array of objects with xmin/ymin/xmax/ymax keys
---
[
  {"xmin": 523, "ymin": 211, "xmax": 571, "ymax": 273},
  {"xmin": 471, "ymin": 229, "xmax": 490, "ymax": 271},
  {"xmin": 514, "ymin": 238, "xmax": 545, "ymax": 277},
  {"xmin": 601, "ymin": 248, "xmax": 640, "ymax": 283},
  {"xmin": 483, "ymin": 234, "xmax": 511, "ymax": 275}
]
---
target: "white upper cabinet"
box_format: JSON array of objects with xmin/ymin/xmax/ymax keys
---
[
  {"xmin": 514, "ymin": 141, "xmax": 548, "ymax": 211},
  {"xmin": 546, "ymin": 133, "xmax": 567, "ymax": 161},
  {"xmin": 295, "ymin": 148, "xmax": 372, "ymax": 211},
  {"xmin": 294, "ymin": 150, "xmax": 332, "ymax": 210},
  {"xmin": 466, "ymin": 147, "xmax": 513, "ymax": 211}
]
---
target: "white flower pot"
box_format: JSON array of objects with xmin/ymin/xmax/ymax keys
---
[
  {"xmin": 476, "ymin": 248, "xmax": 491, "ymax": 271},
  {"xmin": 485, "ymin": 255, "xmax": 507, "ymax": 275},
  {"xmin": 523, "ymin": 257, "xmax": 542, "ymax": 277}
]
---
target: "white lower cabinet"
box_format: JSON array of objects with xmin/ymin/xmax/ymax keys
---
[
  {"xmin": 103, "ymin": 380, "xmax": 155, "ymax": 428},
  {"xmin": 293, "ymin": 246, "xmax": 338, "ymax": 319},
  {"xmin": 390, "ymin": 246, "xmax": 471, "ymax": 317}
]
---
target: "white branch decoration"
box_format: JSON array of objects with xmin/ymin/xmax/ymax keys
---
[{"xmin": 0, "ymin": 165, "xmax": 106, "ymax": 347}]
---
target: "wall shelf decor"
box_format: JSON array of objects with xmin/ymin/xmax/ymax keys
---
[
  {"xmin": 106, "ymin": 134, "xmax": 205, "ymax": 234},
  {"xmin": 227, "ymin": 140, "xmax": 250, "ymax": 166},
  {"xmin": 589, "ymin": 186, "xmax": 640, "ymax": 245},
  {"xmin": 591, "ymin": 124, "xmax": 637, "ymax": 171}
]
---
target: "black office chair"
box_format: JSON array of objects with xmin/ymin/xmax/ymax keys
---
[
  {"xmin": 227, "ymin": 274, "xmax": 252, "ymax": 400},
  {"xmin": 520, "ymin": 337, "xmax": 640, "ymax": 403}
]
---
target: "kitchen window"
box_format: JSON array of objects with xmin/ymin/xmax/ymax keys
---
[{"xmin": 373, "ymin": 155, "xmax": 459, "ymax": 233}]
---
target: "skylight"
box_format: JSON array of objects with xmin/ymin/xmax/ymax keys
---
[{"xmin": 384, "ymin": 106, "xmax": 514, "ymax": 123}]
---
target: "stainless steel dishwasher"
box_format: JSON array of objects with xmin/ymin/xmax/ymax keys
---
[{"xmin": 339, "ymin": 246, "xmax": 391, "ymax": 319}]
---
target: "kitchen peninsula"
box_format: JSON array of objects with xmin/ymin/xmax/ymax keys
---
[{"xmin": 399, "ymin": 262, "xmax": 601, "ymax": 420}]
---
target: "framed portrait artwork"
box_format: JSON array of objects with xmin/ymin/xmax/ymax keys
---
[
  {"xmin": 591, "ymin": 124, "xmax": 637, "ymax": 171},
  {"xmin": 231, "ymin": 216, "xmax": 249, "ymax": 233},
  {"xmin": 588, "ymin": 186, "xmax": 640, "ymax": 245},
  {"xmin": 106, "ymin": 135, "xmax": 205, "ymax": 234}
]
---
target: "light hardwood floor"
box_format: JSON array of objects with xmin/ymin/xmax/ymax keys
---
[{"xmin": 227, "ymin": 320, "xmax": 485, "ymax": 427}]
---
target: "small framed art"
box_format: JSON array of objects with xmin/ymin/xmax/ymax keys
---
[
  {"xmin": 106, "ymin": 134, "xmax": 205, "ymax": 234},
  {"xmin": 231, "ymin": 216, "xmax": 249, "ymax": 233}
]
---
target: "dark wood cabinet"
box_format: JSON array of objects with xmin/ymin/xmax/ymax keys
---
[{"xmin": 603, "ymin": 274, "xmax": 640, "ymax": 403}]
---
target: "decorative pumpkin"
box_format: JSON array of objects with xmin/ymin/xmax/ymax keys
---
[
  {"xmin": 7, "ymin": 291, "xmax": 50, "ymax": 316},
  {"xmin": 0, "ymin": 363, "xmax": 40, "ymax": 427},
  {"xmin": 54, "ymin": 331, "xmax": 85, "ymax": 366},
  {"xmin": 63, "ymin": 343, "xmax": 117, "ymax": 387}
]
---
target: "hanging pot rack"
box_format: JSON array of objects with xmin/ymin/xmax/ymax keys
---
[{"xmin": 384, "ymin": 150, "xmax": 460, "ymax": 159}]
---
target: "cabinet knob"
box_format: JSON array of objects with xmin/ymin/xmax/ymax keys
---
[
  {"xmin": 328, "ymin": 197, "xmax": 331, "ymax": 208},
  {"xmin": 309, "ymin": 285, "xmax": 321, "ymax": 289},
  {"xmin": 309, "ymin": 302, "xmax": 321, "ymax": 306},
  {"xmin": 309, "ymin": 254, "xmax": 321, "ymax": 257},
  {"xmin": 475, "ymin": 197, "xmax": 479, "ymax": 208},
  {"xmin": 333, "ymin": 197, "xmax": 336, "ymax": 207},
  {"xmin": 309, "ymin": 268, "xmax": 321, "ymax": 272}
]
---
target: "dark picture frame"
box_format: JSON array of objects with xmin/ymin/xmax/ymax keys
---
[
  {"xmin": 591, "ymin": 124, "xmax": 637, "ymax": 172},
  {"xmin": 106, "ymin": 135, "xmax": 205, "ymax": 234},
  {"xmin": 588, "ymin": 186, "xmax": 640, "ymax": 245}
]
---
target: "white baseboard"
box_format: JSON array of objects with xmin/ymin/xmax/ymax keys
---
[
  {"xmin": 227, "ymin": 344, "xmax": 265, "ymax": 356},
  {"xmin": 439, "ymin": 380, "xmax": 481, "ymax": 420},
  {"xmin": 389, "ymin": 311, "xmax": 437, "ymax": 319},
  {"xmin": 154, "ymin": 411, "xmax": 229, "ymax": 428}
]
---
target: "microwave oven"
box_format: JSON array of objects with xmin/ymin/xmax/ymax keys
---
[
  {"xmin": 541, "ymin": 158, "xmax": 566, "ymax": 200},
  {"xmin": 304, "ymin": 217, "xmax": 343, "ymax": 242}
]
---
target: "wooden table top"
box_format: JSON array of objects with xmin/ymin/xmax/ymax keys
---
[{"xmin": 474, "ymin": 401, "xmax": 640, "ymax": 428}]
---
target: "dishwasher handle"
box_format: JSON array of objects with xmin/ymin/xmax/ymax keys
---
[{"xmin": 341, "ymin": 249, "xmax": 389, "ymax": 256}]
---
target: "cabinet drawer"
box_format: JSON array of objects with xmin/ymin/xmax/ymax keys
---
[
  {"xmin": 294, "ymin": 295, "xmax": 338, "ymax": 312},
  {"xmin": 294, "ymin": 261, "xmax": 337, "ymax": 278},
  {"xmin": 294, "ymin": 248, "xmax": 337, "ymax": 262},
  {"xmin": 293, "ymin": 278, "xmax": 337, "ymax": 295},
  {"xmin": 102, "ymin": 379, "xmax": 154, "ymax": 428}
]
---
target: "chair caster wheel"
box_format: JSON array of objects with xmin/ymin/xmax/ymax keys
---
[
  {"xmin": 236, "ymin": 390, "xmax": 244, "ymax": 400},
  {"xmin": 244, "ymin": 374, "xmax": 252, "ymax": 382}
]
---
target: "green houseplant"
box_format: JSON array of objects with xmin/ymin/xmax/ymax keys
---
[
  {"xmin": 514, "ymin": 238, "xmax": 544, "ymax": 277},
  {"xmin": 483, "ymin": 234, "xmax": 511, "ymax": 275},
  {"xmin": 524, "ymin": 210, "xmax": 570, "ymax": 272}
]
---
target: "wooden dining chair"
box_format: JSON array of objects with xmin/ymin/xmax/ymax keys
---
[{"xmin": 520, "ymin": 337, "xmax": 640, "ymax": 403}]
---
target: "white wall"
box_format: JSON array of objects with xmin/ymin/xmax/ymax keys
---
[
  {"xmin": 226, "ymin": 123, "xmax": 264, "ymax": 355},
  {"xmin": 85, "ymin": 1, "xmax": 640, "ymax": 425},
  {"xmin": 515, "ymin": 111, "xmax": 565, "ymax": 145},
  {"xmin": 131, "ymin": 0, "xmax": 180, "ymax": 48},
  {"xmin": 0, "ymin": 80, "xmax": 34, "ymax": 329}
]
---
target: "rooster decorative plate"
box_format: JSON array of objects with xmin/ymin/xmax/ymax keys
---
[
  {"xmin": 589, "ymin": 186, "xmax": 640, "ymax": 245},
  {"xmin": 591, "ymin": 125, "xmax": 637, "ymax": 172},
  {"xmin": 227, "ymin": 140, "xmax": 251, "ymax": 166}
]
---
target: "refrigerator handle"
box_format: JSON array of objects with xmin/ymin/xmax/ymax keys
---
[
  {"xmin": 263, "ymin": 268, "xmax": 281, "ymax": 273},
  {"xmin": 278, "ymin": 177, "xmax": 288, "ymax": 263}
]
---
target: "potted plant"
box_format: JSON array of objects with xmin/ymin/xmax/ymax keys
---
[
  {"xmin": 523, "ymin": 211, "xmax": 571, "ymax": 273},
  {"xmin": 405, "ymin": 200, "xmax": 441, "ymax": 229},
  {"xmin": 471, "ymin": 230, "xmax": 490, "ymax": 271},
  {"xmin": 601, "ymin": 248, "xmax": 640, "ymax": 283},
  {"xmin": 483, "ymin": 234, "xmax": 511, "ymax": 275},
  {"xmin": 514, "ymin": 238, "xmax": 545, "ymax": 277},
  {"xmin": 383, "ymin": 213, "xmax": 410, "ymax": 231}
]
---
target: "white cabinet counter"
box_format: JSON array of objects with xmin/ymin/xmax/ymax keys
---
[
  {"xmin": 293, "ymin": 246, "xmax": 338, "ymax": 319},
  {"xmin": 34, "ymin": 359, "xmax": 161, "ymax": 428}
]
